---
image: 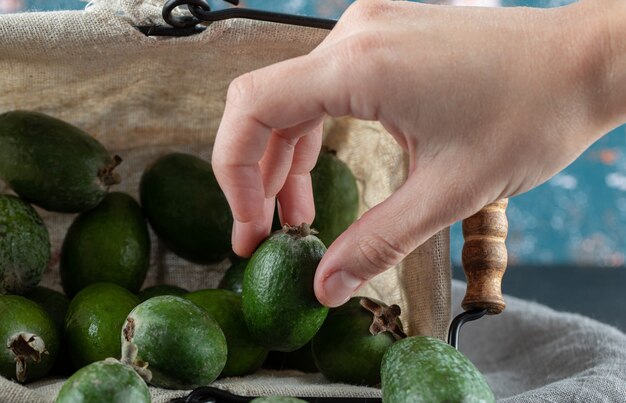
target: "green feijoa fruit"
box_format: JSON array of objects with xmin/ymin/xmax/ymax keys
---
[
  {"xmin": 23, "ymin": 286, "xmax": 69, "ymax": 333},
  {"xmin": 137, "ymin": 284, "xmax": 188, "ymax": 301},
  {"xmin": 0, "ymin": 194, "xmax": 50, "ymax": 295},
  {"xmin": 24, "ymin": 286, "xmax": 72, "ymax": 374},
  {"xmin": 139, "ymin": 153, "xmax": 232, "ymax": 264},
  {"xmin": 218, "ymin": 258, "xmax": 248, "ymax": 295},
  {"xmin": 251, "ymin": 398, "xmax": 307, "ymax": 403},
  {"xmin": 310, "ymin": 149, "xmax": 358, "ymax": 246},
  {"xmin": 121, "ymin": 295, "xmax": 227, "ymax": 389},
  {"xmin": 0, "ymin": 110, "xmax": 121, "ymax": 213},
  {"xmin": 242, "ymin": 223, "xmax": 328, "ymax": 352},
  {"xmin": 184, "ymin": 289, "xmax": 268, "ymax": 377},
  {"xmin": 60, "ymin": 192, "xmax": 151, "ymax": 297},
  {"xmin": 55, "ymin": 358, "xmax": 150, "ymax": 403},
  {"xmin": 381, "ymin": 336, "xmax": 495, "ymax": 403},
  {"xmin": 0, "ymin": 295, "xmax": 59, "ymax": 383},
  {"xmin": 65, "ymin": 283, "xmax": 140, "ymax": 369},
  {"xmin": 312, "ymin": 297, "xmax": 406, "ymax": 386}
]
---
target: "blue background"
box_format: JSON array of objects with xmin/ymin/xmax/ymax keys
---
[{"xmin": 5, "ymin": 0, "xmax": 624, "ymax": 268}]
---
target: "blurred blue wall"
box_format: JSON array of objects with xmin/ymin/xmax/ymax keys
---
[{"xmin": 7, "ymin": 0, "xmax": 624, "ymax": 267}]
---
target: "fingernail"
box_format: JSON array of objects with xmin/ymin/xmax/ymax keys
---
[{"xmin": 323, "ymin": 271, "xmax": 363, "ymax": 307}]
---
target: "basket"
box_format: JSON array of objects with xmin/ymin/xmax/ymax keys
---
[{"xmin": 0, "ymin": 1, "xmax": 451, "ymax": 401}]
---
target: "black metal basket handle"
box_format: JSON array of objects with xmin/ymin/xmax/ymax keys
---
[{"xmin": 136, "ymin": 0, "xmax": 337, "ymax": 36}]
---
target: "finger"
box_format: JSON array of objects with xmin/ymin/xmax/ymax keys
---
[
  {"xmin": 313, "ymin": 163, "xmax": 488, "ymax": 307},
  {"xmin": 212, "ymin": 50, "xmax": 350, "ymax": 256},
  {"xmin": 259, "ymin": 118, "xmax": 324, "ymax": 198},
  {"xmin": 276, "ymin": 123, "xmax": 324, "ymax": 226}
]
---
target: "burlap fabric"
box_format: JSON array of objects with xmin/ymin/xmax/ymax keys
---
[{"xmin": 0, "ymin": 1, "xmax": 450, "ymax": 401}]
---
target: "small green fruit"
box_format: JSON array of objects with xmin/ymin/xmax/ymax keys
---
[
  {"xmin": 55, "ymin": 359, "xmax": 150, "ymax": 403},
  {"xmin": 0, "ymin": 295, "xmax": 59, "ymax": 383},
  {"xmin": 381, "ymin": 336, "xmax": 495, "ymax": 403},
  {"xmin": 0, "ymin": 110, "xmax": 121, "ymax": 213},
  {"xmin": 60, "ymin": 192, "xmax": 151, "ymax": 297},
  {"xmin": 139, "ymin": 153, "xmax": 232, "ymax": 264},
  {"xmin": 121, "ymin": 295, "xmax": 227, "ymax": 389},
  {"xmin": 218, "ymin": 258, "xmax": 248, "ymax": 295},
  {"xmin": 242, "ymin": 223, "xmax": 328, "ymax": 352},
  {"xmin": 0, "ymin": 194, "xmax": 50, "ymax": 295},
  {"xmin": 65, "ymin": 283, "xmax": 139, "ymax": 369},
  {"xmin": 312, "ymin": 297, "xmax": 405, "ymax": 386}
]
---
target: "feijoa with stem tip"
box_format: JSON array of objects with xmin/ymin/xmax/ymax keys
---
[
  {"xmin": 121, "ymin": 295, "xmax": 227, "ymax": 389},
  {"xmin": 381, "ymin": 336, "xmax": 495, "ymax": 403},
  {"xmin": 310, "ymin": 148, "xmax": 359, "ymax": 246},
  {"xmin": 0, "ymin": 295, "xmax": 59, "ymax": 383},
  {"xmin": 184, "ymin": 289, "xmax": 268, "ymax": 377},
  {"xmin": 0, "ymin": 110, "xmax": 121, "ymax": 213},
  {"xmin": 0, "ymin": 194, "xmax": 50, "ymax": 295},
  {"xmin": 312, "ymin": 297, "xmax": 406, "ymax": 386},
  {"xmin": 137, "ymin": 284, "xmax": 188, "ymax": 301},
  {"xmin": 55, "ymin": 358, "xmax": 150, "ymax": 403},
  {"xmin": 242, "ymin": 223, "xmax": 328, "ymax": 352},
  {"xmin": 139, "ymin": 152, "xmax": 232, "ymax": 264},
  {"xmin": 60, "ymin": 192, "xmax": 151, "ymax": 297},
  {"xmin": 65, "ymin": 283, "xmax": 140, "ymax": 369}
]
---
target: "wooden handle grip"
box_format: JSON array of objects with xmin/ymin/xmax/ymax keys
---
[{"xmin": 461, "ymin": 199, "xmax": 509, "ymax": 314}]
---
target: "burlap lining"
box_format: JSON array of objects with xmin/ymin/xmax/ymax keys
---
[{"xmin": 0, "ymin": 1, "xmax": 450, "ymax": 401}]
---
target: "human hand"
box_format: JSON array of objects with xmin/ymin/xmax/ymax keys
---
[{"xmin": 213, "ymin": 0, "xmax": 617, "ymax": 307}]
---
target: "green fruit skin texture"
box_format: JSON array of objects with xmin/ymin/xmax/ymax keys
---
[
  {"xmin": 310, "ymin": 151, "xmax": 358, "ymax": 246},
  {"xmin": 60, "ymin": 192, "xmax": 151, "ymax": 297},
  {"xmin": 312, "ymin": 298, "xmax": 397, "ymax": 386},
  {"xmin": 139, "ymin": 153, "xmax": 232, "ymax": 264},
  {"xmin": 0, "ymin": 194, "xmax": 50, "ymax": 295},
  {"xmin": 55, "ymin": 359, "xmax": 150, "ymax": 403},
  {"xmin": 0, "ymin": 295, "xmax": 59, "ymax": 382},
  {"xmin": 137, "ymin": 284, "xmax": 188, "ymax": 301},
  {"xmin": 65, "ymin": 283, "xmax": 140, "ymax": 369},
  {"xmin": 218, "ymin": 258, "xmax": 248, "ymax": 295},
  {"xmin": 381, "ymin": 336, "xmax": 495, "ymax": 403},
  {"xmin": 242, "ymin": 231, "xmax": 328, "ymax": 352},
  {"xmin": 123, "ymin": 295, "xmax": 227, "ymax": 389},
  {"xmin": 0, "ymin": 111, "xmax": 119, "ymax": 213},
  {"xmin": 184, "ymin": 289, "xmax": 268, "ymax": 377}
]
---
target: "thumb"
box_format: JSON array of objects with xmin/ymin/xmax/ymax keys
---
[{"xmin": 313, "ymin": 170, "xmax": 480, "ymax": 307}]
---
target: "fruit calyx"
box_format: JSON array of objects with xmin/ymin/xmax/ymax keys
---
[
  {"xmin": 98, "ymin": 155, "xmax": 123, "ymax": 187},
  {"xmin": 8, "ymin": 332, "xmax": 48, "ymax": 382},
  {"xmin": 359, "ymin": 297, "xmax": 407, "ymax": 340},
  {"xmin": 282, "ymin": 223, "xmax": 319, "ymax": 238},
  {"xmin": 121, "ymin": 318, "xmax": 152, "ymax": 382}
]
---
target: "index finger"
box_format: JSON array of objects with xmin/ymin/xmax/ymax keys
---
[{"xmin": 212, "ymin": 49, "xmax": 346, "ymax": 256}]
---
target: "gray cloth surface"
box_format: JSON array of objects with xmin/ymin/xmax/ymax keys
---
[{"xmin": 452, "ymin": 280, "xmax": 626, "ymax": 402}]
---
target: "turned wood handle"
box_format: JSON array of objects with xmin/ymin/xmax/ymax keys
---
[{"xmin": 461, "ymin": 199, "xmax": 509, "ymax": 315}]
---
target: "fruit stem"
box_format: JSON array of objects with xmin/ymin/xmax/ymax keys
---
[
  {"xmin": 99, "ymin": 155, "xmax": 123, "ymax": 187},
  {"xmin": 360, "ymin": 297, "xmax": 407, "ymax": 340},
  {"xmin": 8, "ymin": 332, "xmax": 48, "ymax": 383},
  {"xmin": 121, "ymin": 318, "xmax": 153, "ymax": 383},
  {"xmin": 282, "ymin": 223, "xmax": 319, "ymax": 238}
]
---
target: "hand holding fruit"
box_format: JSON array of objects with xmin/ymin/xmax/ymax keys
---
[{"xmin": 213, "ymin": 0, "xmax": 620, "ymax": 307}]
